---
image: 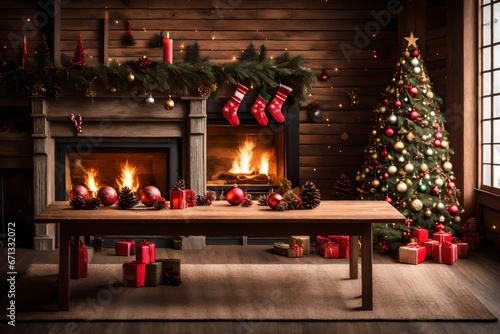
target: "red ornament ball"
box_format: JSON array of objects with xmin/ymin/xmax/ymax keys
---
[
  {"xmin": 381, "ymin": 149, "xmax": 389, "ymax": 157},
  {"xmin": 435, "ymin": 132, "xmax": 443, "ymax": 139},
  {"xmin": 385, "ymin": 196, "xmax": 392, "ymax": 203},
  {"xmin": 448, "ymin": 204, "xmax": 459, "ymax": 215},
  {"xmin": 409, "ymin": 110, "xmax": 419, "ymax": 120},
  {"xmin": 97, "ymin": 186, "xmax": 118, "ymax": 206},
  {"xmin": 447, "ymin": 181, "xmax": 456, "ymax": 189},
  {"xmin": 412, "ymin": 50, "xmax": 420, "ymax": 57},
  {"xmin": 140, "ymin": 186, "xmax": 162, "ymax": 207},
  {"xmin": 408, "ymin": 86, "xmax": 418, "ymax": 97},
  {"xmin": 385, "ymin": 128, "xmax": 395, "ymax": 137},
  {"xmin": 383, "ymin": 98, "xmax": 389, "ymax": 105},
  {"xmin": 70, "ymin": 185, "xmax": 89, "ymax": 200},
  {"xmin": 226, "ymin": 186, "xmax": 245, "ymax": 205},
  {"xmin": 432, "ymin": 187, "xmax": 440, "ymax": 196},
  {"xmin": 383, "ymin": 172, "xmax": 390, "ymax": 179},
  {"xmin": 433, "ymin": 139, "xmax": 441, "ymax": 147},
  {"xmin": 394, "ymin": 100, "xmax": 402, "ymax": 108},
  {"xmin": 267, "ymin": 193, "xmax": 283, "ymax": 209}
]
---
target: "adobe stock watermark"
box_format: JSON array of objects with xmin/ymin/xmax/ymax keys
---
[{"xmin": 340, "ymin": 0, "xmax": 403, "ymax": 63}]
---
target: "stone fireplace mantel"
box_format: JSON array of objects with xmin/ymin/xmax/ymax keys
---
[{"xmin": 31, "ymin": 95, "xmax": 207, "ymax": 250}]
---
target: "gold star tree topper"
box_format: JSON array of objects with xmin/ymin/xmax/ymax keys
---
[{"xmin": 404, "ymin": 32, "xmax": 419, "ymax": 48}]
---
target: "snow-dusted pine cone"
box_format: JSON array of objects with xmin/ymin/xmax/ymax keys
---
[
  {"xmin": 153, "ymin": 197, "xmax": 168, "ymax": 209},
  {"xmin": 117, "ymin": 186, "xmax": 139, "ymax": 209},
  {"xmin": 300, "ymin": 181, "xmax": 321, "ymax": 209}
]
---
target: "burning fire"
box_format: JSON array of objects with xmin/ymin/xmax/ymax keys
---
[
  {"xmin": 229, "ymin": 138, "xmax": 272, "ymax": 175},
  {"xmin": 116, "ymin": 160, "xmax": 140, "ymax": 192},
  {"xmin": 85, "ymin": 167, "xmax": 99, "ymax": 196}
]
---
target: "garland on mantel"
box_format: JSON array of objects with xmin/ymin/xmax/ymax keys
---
[{"xmin": 1, "ymin": 43, "xmax": 316, "ymax": 103}]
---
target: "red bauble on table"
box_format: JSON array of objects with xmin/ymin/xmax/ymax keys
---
[
  {"xmin": 70, "ymin": 185, "xmax": 89, "ymax": 200},
  {"xmin": 140, "ymin": 186, "xmax": 162, "ymax": 207},
  {"xmin": 226, "ymin": 186, "xmax": 245, "ymax": 205},
  {"xmin": 267, "ymin": 193, "xmax": 283, "ymax": 209},
  {"xmin": 97, "ymin": 186, "xmax": 118, "ymax": 206}
]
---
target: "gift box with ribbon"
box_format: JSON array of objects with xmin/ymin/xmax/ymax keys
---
[
  {"xmin": 123, "ymin": 261, "xmax": 146, "ymax": 288},
  {"xmin": 398, "ymin": 243, "xmax": 427, "ymax": 265},
  {"xmin": 157, "ymin": 258, "xmax": 182, "ymax": 285},
  {"xmin": 321, "ymin": 242, "xmax": 339, "ymax": 259},
  {"xmin": 328, "ymin": 235, "xmax": 350, "ymax": 258},
  {"xmin": 422, "ymin": 239, "xmax": 440, "ymax": 258},
  {"xmin": 115, "ymin": 240, "xmax": 135, "ymax": 256},
  {"xmin": 461, "ymin": 231, "xmax": 480, "ymax": 249},
  {"xmin": 451, "ymin": 237, "xmax": 470, "ymax": 258},
  {"xmin": 145, "ymin": 262, "xmax": 162, "ymax": 287},
  {"xmin": 432, "ymin": 224, "xmax": 452, "ymax": 243},
  {"xmin": 274, "ymin": 242, "xmax": 289, "ymax": 256},
  {"xmin": 412, "ymin": 228, "xmax": 429, "ymax": 244},
  {"xmin": 170, "ymin": 189, "xmax": 187, "ymax": 209},
  {"xmin": 315, "ymin": 236, "xmax": 329, "ymax": 254},
  {"xmin": 287, "ymin": 244, "xmax": 303, "ymax": 258},
  {"xmin": 79, "ymin": 243, "xmax": 88, "ymax": 278},
  {"xmin": 289, "ymin": 236, "xmax": 310, "ymax": 255},
  {"xmin": 135, "ymin": 241, "xmax": 156, "ymax": 264},
  {"xmin": 433, "ymin": 242, "xmax": 458, "ymax": 264}
]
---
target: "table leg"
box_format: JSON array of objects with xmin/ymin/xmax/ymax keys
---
[
  {"xmin": 361, "ymin": 224, "xmax": 373, "ymax": 310},
  {"xmin": 58, "ymin": 226, "xmax": 71, "ymax": 310},
  {"xmin": 349, "ymin": 236, "xmax": 359, "ymax": 279}
]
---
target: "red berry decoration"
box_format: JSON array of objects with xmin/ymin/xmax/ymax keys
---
[
  {"xmin": 140, "ymin": 186, "xmax": 162, "ymax": 207},
  {"xmin": 267, "ymin": 193, "xmax": 283, "ymax": 210},
  {"xmin": 70, "ymin": 185, "xmax": 89, "ymax": 200},
  {"xmin": 385, "ymin": 128, "xmax": 394, "ymax": 137},
  {"xmin": 394, "ymin": 100, "xmax": 402, "ymax": 108},
  {"xmin": 448, "ymin": 204, "xmax": 459, "ymax": 215},
  {"xmin": 226, "ymin": 186, "xmax": 245, "ymax": 205},
  {"xmin": 412, "ymin": 50, "xmax": 420, "ymax": 57},
  {"xmin": 408, "ymin": 86, "xmax": 418, "ymax": 97},
  {"xmin": 409, "ymin": 110, "xmax": 419, "ymax": 120},
  {"xmin": 97, "ymin": 186, "xmax": 118, "ymax": 206}
]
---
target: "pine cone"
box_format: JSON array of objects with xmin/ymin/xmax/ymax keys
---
[
  {"xmin": 289, "ymin": 198, "xmax": 303, "ymax": 210},
  {"xmin": 196, "ymin": 191, "xmax": 216, "ymax": 206},
  {"xmin": 241, "ymin": 193, "xmax": 253, "ymax": 207},
  {"xmin": 153, "ymin": 197, "xmax": 168, "ymax": 209},
  {"xmin": 277, "ymin": 179, "xmax": 293, "ymax": 195},
  {"xmin": 276, "ymin": 201, "xmax": 288, "ymax": 211},
  {"xmin": 70, "ymin": 195, "xmax": 85, "ymax": 209},
  {"xmin": 83, "ymin": 197, "xmax": 101, "ymax": 210},
  {"xmin": 300, "ymin": 181, "xmax": 321, "ymax": 209},
  {"xmin": 91, "ymin": 237, "xmax": 104, "ymax": 252},
  {"xmin": 173, "ymin": 179, "xmax": 186, "ymax": 191},
  {"xmin": 117, "ymin": 187, "xmax": 139, "ymax": 209},
  {"xmin": 257, "ymin": 194, "xmax": 269, "ymax": 206},
  {"xmin": 283, "ymin": 189, "xmax": 298, "ymax": 202}
]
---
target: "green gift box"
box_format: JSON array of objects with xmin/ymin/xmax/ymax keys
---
[
  {"xmin": 145, "ymin": 262, "xmax": 162, "ymax": 287},
  {"xmin": 157, "ymin": 258, "xmax": 181, "ymax": 275}
]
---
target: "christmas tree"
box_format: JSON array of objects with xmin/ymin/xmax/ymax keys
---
[
  {"xmin": 70, "ymin": 35, "xmax": 86, "ymax": 68},
  {"xmin": 34, "ymin": 34, "xmax": 52, "ymax": 67},
  {"xmin": 356, "ymin": 33, "xmax": 463, "ymax": 253},
  {"xmin": 332, "ymin": 173, "xmax": 356, "ymax": 200}
]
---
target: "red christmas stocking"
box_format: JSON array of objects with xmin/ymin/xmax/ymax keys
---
[
  {"xmin": 250, "ymin": 90, "xmax": 271, "ymax": 126},
  {"xmin": 267, "ymin": 84, "xmax": 292, "ymax": 123},
  {"xmin": 222, "ymin": 83, "xmax": 249, "ymax": 126}
]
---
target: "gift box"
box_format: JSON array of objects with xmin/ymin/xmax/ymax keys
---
[
  {"xmin": 287, "ymin": 244, "xmax": 303, "ymax": 258},
  {"xmin": 315, "ymin": 236, "xmax": 329, "ymax": 254},
  {"xmin": 398, "ymin": 243, "xmax": 427, "ymax": 265},
  {"xmin": 274, "ymin": 242, "xmax": 289, "ymax": 256},
  {"xmin": 321, "ymin": 242, "xmax": 339, "ymax": 259},
  {"xmin": 463, "ymin": 217, "xmax": 477, "ymax": 232},
  {"xmin": 123, "ymin": 261, "xmax": 146, "ymax": 288},
  {"xmin": 328, "ymin": 235, "xmax": 350, "ymax": 258},
  {"xmin": 451, "ymin": 238, "xmax": 469, "ymax": 258},
  {"xmin": 412, "ymin": 228, "xmax": 429, "ymax": 244},
  {"xmin": 136, "ymin": 241, "xmax": 156, "ymax": 264},
  {"xmin": 180, "ymin": 236, "xmax": 206, "ymax": 250},
  {"xmin": 170, "ymin": 189, "xmax": 187, "ymax": 209},
  {"xmin": 157, "ymin": 258, "xmax": 181, "ymax": 275},
  {"xmin": 289, "ymin": 236, "xmax": 310, "ymax": 255},
  {"xmin": 157, "ymin": 258, "xmax": 182, "ymax": 285},
  {"xmin": 462, "ymin": 232, "xmax": 480, "ymax": 249},
  {"xmin": 79, "ymin": 243, "xmax": 88, "ymax": 278},
  {"xmin": 173, "ymin": 238, "xmax": 182, "ymax": 250},
  {"xmin": 115, "ymin": 240, "xmax": 135, "ymax": 256},
  {"xmin": 433, "ymin": 242, "xmax": 458, "ymax": 265},
  {"xmin": 432, "ymin": 225, "xmax": 452, "ymax": 243},
  {"xmin": 145, "ymin": 262, "xmax": 162, "ymax": 287},
  {"xmin": 422, "ymin": 239, "xmax": 440, "ymax": 258}
]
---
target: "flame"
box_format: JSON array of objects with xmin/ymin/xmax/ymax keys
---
[
  {"xmin": 116, "ymin": 160, "xmax": 140, "ymax": 192},
  {"xmin": 85, "ymin": 167, "xmax": 99, "ymax": 196},
  {"xmin": 229, "ymin": 138, "xmax": 271, "ymax": 175}
]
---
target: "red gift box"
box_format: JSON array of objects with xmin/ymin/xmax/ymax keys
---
[
  {"xmin": 315, "ymin": 236, "xmax": 329, "ymax": 254},
  {"xmin": 432, "ymin": 225, "xmax": 452, "ymax": 243},
  {"xmin": 398, "ymin": 243, "xmax": 426, "ymax": 265},
  {"xmin": 451, "ymin": 237, "xmax": 470, "ymax": 258},
  {"xmin": 422, "ymin": 239, "xmax": 440, "ymax": 258},
  {"xmin": 115, "ymin": 240, "xmax": 135, "ymax": 256},
  {"xmin": 136, "ymin": 241, "xmax": 156, "ymax": 264},
  {"xmin": 170, "ymin": 189, "xmax": 187, "ymax": 209},
  {"xmin": 79, "ymin": 243, "xmax": 88, "ymax": 278},
  {"xmin": 412, "ymin": 228, "xmax": 429, "ymax": 244},
  {"xmin": 123, "ymin": 261, "xmax": 146, "ymax": 287},
  {"xmin": 433, "ymin": 242, "xmax": 458, "ymax": 264},
  {"xmin": 328, "ymin": 235, "xmax": 350, "ymax": 258},
  {"xmin": 321, "ymin": 242, "xmax": 339, "ymax": 259},
  {"xmin": 462, "ymin": 231, "xmax": 480, "ymax": 249}
]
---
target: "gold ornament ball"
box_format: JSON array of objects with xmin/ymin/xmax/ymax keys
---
[
  {"xmin": 411, "ymin": 199, "xmax": 423, "ymax": 212},
  {"xmin": 371, "ymin": 153, "xmax": 378, "ymax": 159},
  {"xmin": 397, "ymin": 79, "xmax": 404, "ymax": 86},
  {"xmin": 443, "ymin": 161, "xmax": 453, "ymax": 172},
  {"xmin": 436, "ymin": 202, "xmax": 445, "ymax": 211},
  {"xmin": 425, "ymin": 209, "xmax": 432, "ymax": 217},
  {"xmin": 425, "ymin": 91, "xmax": 434, "ymax": 99},
  {"xmin": 355, "ymin": 175, "xmax": 361, "ymax": 182},
  {"xmin": 393, "ymin": 141, "xmax": 405, "ymax": 152},
  {"xmin": 126, "ymin": 73, "xmax": 135, "ymax": 82},
  {"xmin": 371, "ymin": 179, "xmax": 381, "ymax": 188},
  {"xmin": 453, "ymin": 216, "xmax": 461, "ymax": 223},
  {"xmin": 404, "ymin": 162, "xmax": 414, "ymax": 173},
  {"xmin": 420, "ymin": 163, "xmax": 429, "ymax": 172},
  {"xmin": 402, "ymin": 149, "xmax": 408, "ymax": 155},
  {"xmin": 401, "ymin": 60, "xmax": 406, "ymax": 65},
  {"xmin": 369, "ymin": 187, "xmax": 376, "ymax": 193},
  {"xmin": 387, "ymin": 165, "xmax": 398, "ymax": 175},
  {"xmin": 441, "ymin": 140, "xmax": 449, "ymax": 148},
  {"xmin": 405, "ymin": 178, "xmax": 413, "ymax": 186},
  {"xmin": 406, "ymin": 132, "xmax": 415, "ymax": 141},
  {"xmin": 164, "ymin": 97, "xmax": 175, "ymax": 110},
  {"xmin": 396, "ymin": 181, "xmax": 408, "ymax": 193},
  {"xmin": 375, "ymin": 138, "xmax": 381, "ymax": 143},
  {"xmin": 404, "ymin": 51, "xmax": 410, "ymax": 57},
  {"xmin": 109, "ymin": 87, "xmax": 117, "ymax": 93}
]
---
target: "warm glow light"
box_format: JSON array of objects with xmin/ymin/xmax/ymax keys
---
[
  {"xmin": 228, "ymin": 138, "xmax": 272, "ymax": 176},
  {"xmin": 260, "ymin": 152, "xmax": 270, "ymax": 175},
  {"xmin": 85, "ymin": 167, "xmax": 99, "ymax": 196},
  {"xmin": 116, "ymin": 160, "xmax": 140, "ymax": 191}
]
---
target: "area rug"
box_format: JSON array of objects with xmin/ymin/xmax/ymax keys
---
[{"xmin": 9, "ymin": 263, "xmax": 497, "ymax": 322}]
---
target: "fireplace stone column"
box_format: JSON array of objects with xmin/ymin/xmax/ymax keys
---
[
  {"xmin": 31, "ymin": 97, "xmax": 55, "ymax": 250},
  {"xmin": 184, "ymin": 96, "xmax": 207, "ymax": 196}
]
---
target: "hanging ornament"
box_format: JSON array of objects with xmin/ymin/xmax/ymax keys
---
[
  {"xmin": 164, "ymin": 95, "xmax": 175, "ymax": 110},
  {"xmin": 398, "ymin": 156, "xmax": 405, "ymax": 163},
  {"xmin": 436, "ymin": 202, "xmax": 445, "ymax": 211},
  {"xmin": 448, "ymin": 204, "xmax": 459, "ymax": 215},
  {"xmin": 380, "ymin": 149, "xmax": 389, "ymax": 157},
  {"xmin": 409, "ymin": 109, "xmax": 419, "ymax": 120},
  {"xmin": 447, "ymin": 181, "xmax": 456, "ymax": 189},
  {"xmin": 121, "ymin": 21, "xmax": 136, "ymax": 46},
  {"xmin": 425, "ymin": 147, "xmax": 434, "ymax": 156},
  {"xmin": 434, "ymin": 177, "xmax": 444, "ymax": 187},
  {"xmin": 420, "ymin": 163, "xmax": 429, "ymax": 172},
  {"xmin": 388, "ymin": 165, "xmax": 398, "ymax": 175},
  {"xmin": 442, "ymin": 161, "xmax": 453, "ymax": 172},
  {"xmin": 413, "ymin": 66, "xmax": 421, "ymax": 74},
  {"xmin": 435, "ymin": 132, "xmax": 443, "ymax": 140},
  {"xmin": 440, "ymin": 140, "xmax": 449, "ymax": 148},
  {"xmin": 438, "ymin": 215, "xmax": 446, "ymax": 223},
  {"xmin": 109, "ymin": 87, "xmax": 117, "ymax": 93},
  {"xmin": 411, "ymin": 49, "xmax": 420, "ymax": 57},
  {"xmin": 432, "ymin": 187, "xmax": 440, "ymax": 196},
  {"xmin": 453, "ymin": 216, "xmax": 461, "ymax": 223},
  {"xmin": 379, "ymin": 106, "xmax": 387, "ymax": 113},
  {"xmin": 396, "ymin": 181, "xmax": 408, "ymax": 193},
  {"xmin": 424, "ymin": 209, "xmax": 432, "ymax": 217},
  {"xmin": 393, "ymin": 141, "xmax": 405, "ymax": 152},
  {"xmin": 404, "ymin": 162, "xmax": 414, "ymax": 173},
  {"xmin": 388, "ymin": 114, "xmax": 397, "ymax": 124},
  {"xmin": 418, "ymin": 183, "xmax": 427, "ymax": 192},
  {"xmin": 371, "ymin": 179, "xmax": 381, "ymax": 188},
  {"xmin": 406, "ymin": 132, "xmax": 415, "ymax": 141},
  {"xmin": 385, "ymin": 128, "xmax": 395, "ymax": 137},
  {"xmin": 426, "ymin": 91, "xmax": 434, "ymax": 99},
  {"xmin": 433, "ymin": 139, "xmax": 441, "ymax": 147},
  {"xmin": 410, "ymin": 199, "xmax": 423, "ymax": 211},
  {"xmin": 385, "ymin": 197, "xmax": 392, "ymax": 203},
  {"xmin": 145, "ymin": 94, "xmax": 155, "ymax": 105},
  {"xmin": 126, "ymin": 73, "xmax": 135, "ymax": 82},
  {"xmin": 408, "ymin": 86, "xmax": 418, "ymax": 97},
  {"xmin": 348, "ymin": 88, "xmax": 360, "ymax": 107},
  {"xmin": 318, "ymin": 68, "xmax": 330, "ymax": 82},
  {"xmin": 410, "ymin": 58, "xmax": 419, "ymax": 66},
  {"xmin": 394, "ymin": 99, "xmax": 402, "ymax": 108}
]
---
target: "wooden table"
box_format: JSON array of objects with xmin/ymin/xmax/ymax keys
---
[{"xmin": 34, "ymin": 200, "xmax": 406, "ymax": 311}]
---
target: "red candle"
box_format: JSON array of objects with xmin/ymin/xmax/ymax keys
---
[
  {"xmin": 163, "ymin": 32, "xmax": 173, "ymax": 63},
  {"xmin": 22, "ymin": 35, "xmax": 28, "ymax": 70}
]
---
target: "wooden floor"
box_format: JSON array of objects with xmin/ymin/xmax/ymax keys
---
[{"xmin": 1, "ymin": 243, "xmax": 499, "ymax": 334}]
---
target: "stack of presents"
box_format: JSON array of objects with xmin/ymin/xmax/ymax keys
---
[
  {"xmin": 115, "ymin": 240, "xmax": 182, "ymax": 287},
  {"xmin": 274, "ymin": 235, "xmax": 351, "ymax": 259},
  {"xmin": 398, "ymin": 219, "xmax": 479, "ymax": 265}
]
